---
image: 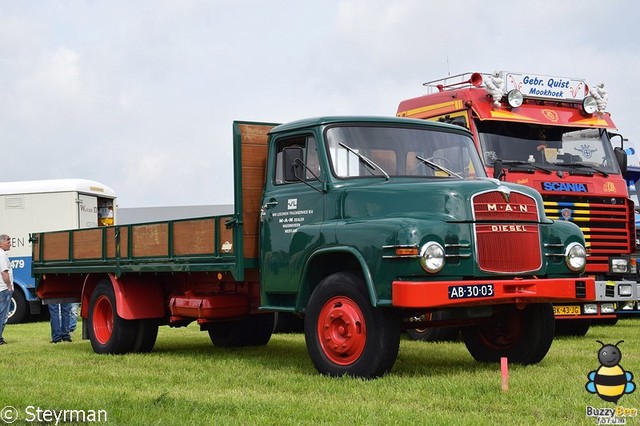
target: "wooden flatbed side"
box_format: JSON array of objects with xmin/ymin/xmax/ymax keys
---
[{"xmin": 32, "ymin": 215, "xmax": 240, "ymax": 276}]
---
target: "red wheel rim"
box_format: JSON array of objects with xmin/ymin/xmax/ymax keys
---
[
  {"xmin": 317, "ymin": 296, "xmax": 366, "ymax": 365},
  {"xmin": 93, "ymin": 295, "xmax": 114, "ymax": 344},
  {"xmin": 477, "ymin": 310, "xmax": 524, "ymax": 349}
]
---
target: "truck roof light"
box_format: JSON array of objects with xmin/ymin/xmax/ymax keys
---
[
  {"xmin": 582, "ymin": 95, "xmax": 598, "ymax": 115},
  {"xmin": 469, "ymin": 72, "xmax": 483, "ymax": 87},
  {"xmin": 506, "ymin": 90, "xmax": 523, "ymax": 108}
]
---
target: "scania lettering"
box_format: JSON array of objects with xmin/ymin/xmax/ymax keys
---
[
  {"xmin": 398, "ymin": 70, "xmax": 638, "ymax": 337},
  {"xmin": 33, "ymin": 116, "xmax": 593, "ymax": 378},
  {"xmin": 542, "ymin": 182, "xmax": 588, "ymax": 192}
]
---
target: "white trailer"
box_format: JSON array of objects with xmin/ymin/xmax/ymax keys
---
[{"xmin": 0, "ymin": 179, "xmax": 116, "ymax": 323}]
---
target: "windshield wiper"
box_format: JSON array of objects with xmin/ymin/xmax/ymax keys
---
[
  {"xmin": 499, "ymin": 160, "xmax": 553, "ymax": 174},
  {"xmin": 415, "ymin": 155, "xmax": 462, "ymax": 179},
  {"xmin": 562, "ymin": 163, "xmax": 609, "ymax": 177},
  {"xmin": 339, "ymin": 142, "xmax": 389, "ymax": 180}
]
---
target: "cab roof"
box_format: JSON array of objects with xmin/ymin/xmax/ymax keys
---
[{"xmin": 270, "ymin": 115, "xmax": 472, "ymax": 135}]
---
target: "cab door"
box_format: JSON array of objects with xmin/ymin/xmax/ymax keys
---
[{"xmin": 260, "ymin": 133, "xmax": 325, "ymax": 297}]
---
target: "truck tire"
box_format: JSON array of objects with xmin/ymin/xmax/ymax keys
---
[
  {"xmin": 208, "ymin": 313, "xmax": 275, "ymax": 347},
  {"xmin": 594, "ymin": 318, "xmax": 618, "ymax": 326},
  {"xmin": 555, "ymin": 319, "xmax": 590, "ymax": 336},
  {"xmin": 6, "ymin": 289, "xmax": 29, "ymax": 324},
  {"xmin": 462, "ymin": 303, "xmax": 554, "ymax": 365},
  {"xmin": 87, "ymin": 280, "xmax": 137, "ymax": 354},
  {"xmin": 273, "ymin": 312, "xmax": 304, "ymax": 333},
  {"xmin": 406, "ymin": 311, "xmax": 460, "ymax": 342},
  {"xmin": 304, "ymin": 272, "xmax": 400, "ymax": 378},
  {"xmin": 132, "ymin": 319, "xmax": 159, "ymax": 353}
]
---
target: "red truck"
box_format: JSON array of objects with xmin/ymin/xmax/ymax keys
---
[
  {"xmin": 397, "ymin": 71, "xmax": 638, "ymax": 336},
  {"xmin": 33, "ymin": 116, "xmax": 594, "ymax": 378}
]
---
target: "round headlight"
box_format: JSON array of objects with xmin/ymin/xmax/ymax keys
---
[
  {"xmin": 507, "ymin": 89, "xmax": 523, "ymax": 108},
  {"xmin": 565, "ymin": 242, "xmax": 587, "ymax": 271},
  {"xmin": 582, "ymin": 96, "xmax": 598, "ymax": 114},
  {"xmin": 420, "ymin": 241, "xmax": 445, "ymax": 273}
]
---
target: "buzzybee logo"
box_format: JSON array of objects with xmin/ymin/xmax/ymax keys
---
[{"xmin": 585, "ymin": 340, "xmax": 636, "ymax": 404}]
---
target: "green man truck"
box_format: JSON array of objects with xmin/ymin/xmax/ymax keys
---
[{"xmin": 33, "ymin": 116, "xmax": 593, "ymax": 378}]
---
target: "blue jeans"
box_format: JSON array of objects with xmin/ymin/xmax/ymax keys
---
[
  {"xmin": 49, "ymin": 303, "xmax": 72, "ymax": 342},
  {"xmin": 0, "ymin": 290, "xmax": 12, "ymax": 340},
  {"xmin": 69, "ymin": 303, "xmax": 79, "ymax": 332}
]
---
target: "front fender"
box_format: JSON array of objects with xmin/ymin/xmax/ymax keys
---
[{"xmin": 299, "ymin": 245, "xmax": 379, "ymax": 309}]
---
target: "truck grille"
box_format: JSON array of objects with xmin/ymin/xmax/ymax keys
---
[
  {"xmin": 472, "ymin": 190, "xmax": 541, "ymax": 273},
  {"xmin": 543, "ymin": 197, "xmax": 633, "ymax": 273}
]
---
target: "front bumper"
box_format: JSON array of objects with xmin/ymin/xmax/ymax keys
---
[
  {"xmin": 392, "ymin": 277, "xmax": 594, "ymax": 309},
  {"xmin": 594, "ymin": 279, "xmax": 638, "ymax": 302}
]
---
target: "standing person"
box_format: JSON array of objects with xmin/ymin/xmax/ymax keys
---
[
  {"xmin": 69, "ymin": 302, "xmax": 79, "ymax": 332},
  {"xmin": 48, "ymin": 303, "xmax": 72, "ymax": 343},
  {"xmin": 0, "ymin": 234, "xmax": 14, "ymax": 345}
]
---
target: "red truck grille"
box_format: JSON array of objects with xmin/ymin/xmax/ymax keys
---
[
  {"xmin": 543, "ymin": 196, "xmax": 633, "ymax": 273},
  {"xmin": 473, "ymin": 190, "xmax": 541, "ymax": 273}
]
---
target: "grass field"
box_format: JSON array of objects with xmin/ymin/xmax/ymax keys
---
[{"xmin": 0, "ymin": 318, "xmax": 639, "ymax": 425}]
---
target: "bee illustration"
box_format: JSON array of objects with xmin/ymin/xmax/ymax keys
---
[{"xmin": 586, "ymin": 340, "xmax": 636, "ymax": 404}]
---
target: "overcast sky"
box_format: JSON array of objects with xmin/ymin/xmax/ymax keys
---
[{"xmin": 1, "ymin": 1, "xmax": 639, "ymax": 208}]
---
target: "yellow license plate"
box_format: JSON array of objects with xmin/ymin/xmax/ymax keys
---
[{"xmin": 553, "ymin": 305, "xmax": 581, "ymax": 316}]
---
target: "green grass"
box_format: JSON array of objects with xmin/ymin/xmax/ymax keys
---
[{"xmin": 1, "ymin": 319, "xmax": 639, "ymax": 425}]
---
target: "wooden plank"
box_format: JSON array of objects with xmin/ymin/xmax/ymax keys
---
[
  {"xmin": 72, "ymin": 228, "xmax": 103, "ymax": 260},
  {"xmin": 33, "ymin": 237, "xmax": 40, "ymax": 262},
  {"xmin": 43, "ymin": 232, "xmax": 70, "ymax": 261},
  {"xmin": 242, "ymin": 166, "xmax": 266, "ymax": 189},
  {"xmin": 173, "ymin": 218, "xmax": 215, "ymax": 256},
  {"xmin": 237, "ymin": 123, "xmax": 272, "ymax": 260},
  {"xmin": 131, "ymin": 223, "xmax": 169, "ymax": 258},
  {"xmin": 244, "ymin": 237, "xmax": 257, "ymax": 260},
  {"xmin": 241, "ymin": 145, "xmax": 268, "ymax": 168},
  {"xmin": 238, "ymin": 123, "xmax": 274, "ymax": 144},
  {"xmin": 243, "ymin": 215, "xmax": 258, "ymax": 238}
]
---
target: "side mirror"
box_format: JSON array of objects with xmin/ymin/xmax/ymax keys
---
[
  {"xmin": 614, "ymin": 146, "xmax": 628, "ymax": 176},
  {"xmin": 609, "ymin": 132, "xmax": 627, "ymax": 149},
  {"xmin": 283, "ymin": 146, "xmax": 304, "ymax": 182},
  {"xmin": 493, "ymin": 159, "xmax": 504, "ymax": 180}
]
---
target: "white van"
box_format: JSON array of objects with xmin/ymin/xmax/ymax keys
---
[{"xmin": 0, "ymin": 179, "xmax": 116, "ymax": 323}]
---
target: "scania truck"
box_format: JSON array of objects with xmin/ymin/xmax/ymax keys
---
[
  {"xmin": 397, "ymin": 71, "xmax": 638, "ymax": 335},
  {"xmin": 32, "ymin": 116, "xmax": 593, "ymax": 378}
]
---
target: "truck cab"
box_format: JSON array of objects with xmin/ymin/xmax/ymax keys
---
[
  {"xmin": 398, "ymin": 71, "xmax": 638, "ymax": 333},
  {"xmin": 256, "ymin": 117, "xmax": 593, "ymax": 376}
]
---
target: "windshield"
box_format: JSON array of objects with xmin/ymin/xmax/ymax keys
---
[
  {"xmin": 325, "ymin": 124, "xmax": 485, "ymax": 179},
  {"xmin": 477, "ymin": 122, "xmax": 621, "ymax": 175}
]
